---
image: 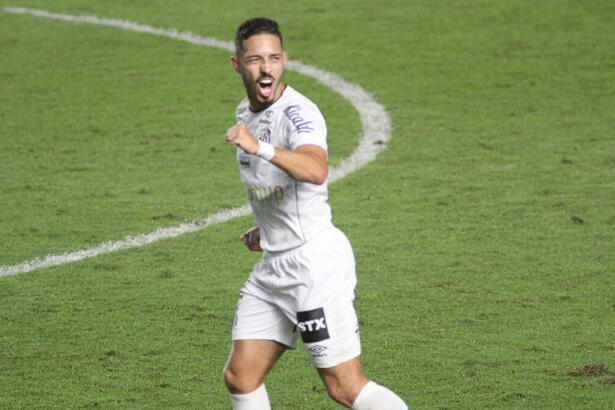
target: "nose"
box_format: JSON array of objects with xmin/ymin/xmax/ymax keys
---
[{"xmin": 260, "ymin": 59, "xmax": 272, "ymax": 74}]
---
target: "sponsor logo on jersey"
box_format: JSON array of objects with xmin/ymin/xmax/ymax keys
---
[
  {"xmin": 239, "ymin": 154, "xmax": 250, "ymax": 167},
  {"xmin": 296, "ymin": 307, "xmax": 330, "ymax": 343},
  {"xmin": 283, "ymin": 105, "xmax": 314, "ymax": 134},
  {"xmin": 246, "ymin": 185, "xmax": 285, "ymax": 207},
  {"xmin": 259, "ymin": 111, "xmax": 273, "ymax": 124}
]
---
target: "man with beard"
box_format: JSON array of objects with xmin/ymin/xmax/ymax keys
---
[{"xmin": 223, "ymin": 17, "xmax": 407, "ymax": 410}]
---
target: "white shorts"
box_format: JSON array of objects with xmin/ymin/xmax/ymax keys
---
[{"xmin": 232, "ymin": 225, "xmax": 362, "ymax": 368}]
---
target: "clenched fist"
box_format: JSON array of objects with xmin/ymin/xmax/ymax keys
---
[
  {"xmin": 241, "ymin": 226, "xmax": 263, "ymax": 252},
  {"xmin": 226, "ymin": 122, "xmax": 259, "ymax": 155}
]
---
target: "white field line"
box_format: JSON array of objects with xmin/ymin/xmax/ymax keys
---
[{"xmin": 0, "ymin": 7, "xmax": 392, "ymax": 277}]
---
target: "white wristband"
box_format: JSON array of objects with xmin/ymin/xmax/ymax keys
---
[{"xmin": 256, "ymin": 141, "xmax": 275, "ymax": 161}]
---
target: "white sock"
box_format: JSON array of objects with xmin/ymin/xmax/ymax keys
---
[
  {"xmin": 352, "ymin": 381, "xmax": 407, "ymax": 410},
  {"xmin": 230, "ymin": 384, "xmax": 271, "ymax": 410}
]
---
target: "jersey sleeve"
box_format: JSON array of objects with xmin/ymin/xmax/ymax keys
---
[{"xmin": 282, "ymin": 102, "xmax": 328, "ymax": 152}]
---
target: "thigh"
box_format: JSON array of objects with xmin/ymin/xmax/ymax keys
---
[
  {"xmin": 297, "ymin": 293, "xmax": 362, "ymax": 368},
  {"xmin": 294, "ymin": 232, "xmax": 361, "ymax": 367},
  {"xmin": 225, "ymin": 293, "xmax": 295, "ymax": 393}
]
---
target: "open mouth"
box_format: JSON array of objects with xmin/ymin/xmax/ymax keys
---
[{"xmin": 258, "ymin": 78, "xmax": 274, "ymax": 99}]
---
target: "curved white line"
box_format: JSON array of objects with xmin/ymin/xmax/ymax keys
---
[{"xmin": 0, "ymin": 7, "xmax": 392, "ymax": 277}]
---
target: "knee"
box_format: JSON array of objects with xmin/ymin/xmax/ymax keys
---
[
  {"xmin": 222, "ymin": 365, "xmax": 240, "ymax": 393},
  {"xmin": 223, "ymin": 365, "xmax": 260, "ymax": 394},
  {"xmin": 320, "ymin": 364, "xmax": 368, "ymax": 407},
  {"xmin": 324, "ymin": 382, "xmax": 358, "ymax": 408}
]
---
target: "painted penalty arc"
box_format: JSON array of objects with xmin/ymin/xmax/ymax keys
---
[{"xmin": 0, "ymin": 7, "xmax": 392, "ymax": 277}]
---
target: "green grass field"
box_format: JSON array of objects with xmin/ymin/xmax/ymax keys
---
[{"xmin": 1, "ymin": 0, "xmax": 614, "ymax": 408}]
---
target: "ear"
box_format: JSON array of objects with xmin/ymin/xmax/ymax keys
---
[
  {"xmin": 282, "ymin": 51, "xmax": 288, "ymax": 66},
  {"xmin": 230, "ymin": 56, "xmax": 241, "ymax": 73}
]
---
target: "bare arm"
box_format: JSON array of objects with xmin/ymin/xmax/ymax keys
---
[
  {"xmin": 270, "ymin": 144, "xmax": 327, "ymax": 185},
  {"xmin": 225, "ymin": 123, "xmax": 328, "ymax": 185}
]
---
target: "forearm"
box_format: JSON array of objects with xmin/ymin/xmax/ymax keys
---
[{"xmin": 226, "ymin": 123, "xmax": 328, "ymax": 185}]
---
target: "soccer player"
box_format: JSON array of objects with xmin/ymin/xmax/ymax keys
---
[{"xmin": 223, "ymin": 17, "xmax": 407, "ymax": 409}]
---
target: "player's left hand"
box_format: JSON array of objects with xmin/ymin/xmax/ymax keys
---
[
  {"xmin": 226, "ymin": 122, "xmax": 259, "ymax": 155},
  {"xmin": 241, "ymin": 226, "xmax": 263, "ymax": 252}
]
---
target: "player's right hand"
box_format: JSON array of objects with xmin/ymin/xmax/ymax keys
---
[
  {"xmin": 241, "ymin": 226, "xmax": 263, "ymax": 252},
  {"xmin": 226, "ymin": 122, "xmax": 259, "ymax": 155}
]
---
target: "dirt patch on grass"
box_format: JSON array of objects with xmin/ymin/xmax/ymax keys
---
[
  {"xmin": 545, "ymin": 363, "xmax": 615, "ymax": 386},
  {"xmin": 565, "ymin": 363, "xmax": 612, "ymax": 377}
]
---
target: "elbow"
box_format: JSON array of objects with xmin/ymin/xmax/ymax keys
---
[
  {"xmin": 293, "ymin": 145, "xmax": 328, "ymax": 185},
  {"xmin": 296, "ymin": 166, "xmax": 327, "ymax": 185},
  {"xmin": 311, "ymin": 166, "xmax": 328, "ymax": 185}
]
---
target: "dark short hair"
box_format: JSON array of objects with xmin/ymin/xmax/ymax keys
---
[{"xmin": 234, "ymin": 17, "xmax": 283, "ymax": 55}]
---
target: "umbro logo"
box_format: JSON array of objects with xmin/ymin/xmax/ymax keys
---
[{"xmin": 307, "ymin": 345, "xmax": 327, "ymax": 355}]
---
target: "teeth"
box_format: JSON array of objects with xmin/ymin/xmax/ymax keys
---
[{"xmin": 260, "ymin": 79, "xmax": 273, "ymax": 86}]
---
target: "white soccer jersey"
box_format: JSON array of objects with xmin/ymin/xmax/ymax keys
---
[{"xmin": 235, "ymin": 85, "xmax": 332, "ymax": 252}]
